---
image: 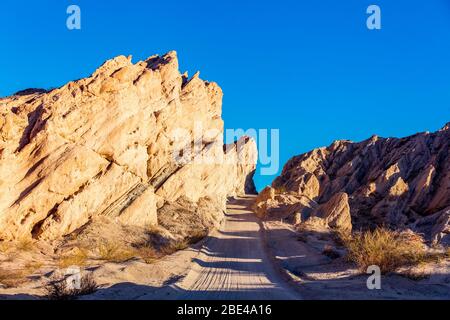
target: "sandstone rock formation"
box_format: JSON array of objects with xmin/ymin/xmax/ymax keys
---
[
  {"xmin": 258, "ymin": 124, "xmax": 449, "ymax": 243},
  {"xmin": 253, "ymin": 186, "xmax": 315, "ymax": 222},
  {"xmin": 312, "ymin": 192, "xmax": 352, "ymax": 234},
  {"xmin": 0, "ymin": 51, "xmax": 257, "ymax": 241}
]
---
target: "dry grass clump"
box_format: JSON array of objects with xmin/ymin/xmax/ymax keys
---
[
  {"xmin": 16, "ymin": 238, "xmax": 34, "ymax": 251},
  {"xmin": 45, "ymin": 273, "xmax": 98, "ymax": 300},
  {"xmin": 187, "ymin": 229, "xmax": 208, "ymax": 244},
  {"xmin": 162, "ymin": 229, "xmax": 208, "ymax": 255},
  {"xmin": 24, "ymin": 261, "xmax": 43, "ymax": 273},
  {"xmin": 58, "ymin": 248, "xmax": 89, "ymax": 268},
  {"xmin": 134, "ymin": 245, "xmax": 159, "ymax": 264},
  {"xmin": 162, "ymin": 239, "xmax": 189, "ymax": 254},
  {"xmin": 0, "ymin": 268, "xmax": 28, "ymax": 288},
  {"xmin": 0, "ymin": 242, "xmax": 9, "ymax": 253},
  {"xmin": 341, "ymin": 228, "xmax": 427, "ymax": 274},
  {"xmin": 0, "ymin": 261, "xmax": 43, "ymax": 288},
  {"xmin": 97, "ymin": 241, "xmax": 136, "ymax": 263}
]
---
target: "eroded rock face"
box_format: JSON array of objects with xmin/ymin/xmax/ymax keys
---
[
  {"xmin": 312, "ymin": 192, "xmax": 352, "ymax": 234},
  {"xmin": 0, "ymin": 51, "xmax": 257, "ymax": 241},
  {"xmin": 269, "ymin": 124, "xmax": 449, "ymax": 242}
]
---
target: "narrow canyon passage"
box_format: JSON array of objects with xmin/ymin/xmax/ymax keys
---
[{"xmin": 172, "ymin": 196, "xmax": 301, "ymax": 300}]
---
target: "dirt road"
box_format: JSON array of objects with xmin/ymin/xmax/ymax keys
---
[{"xmin": 170, "ymin": 196, "xmax": 301, "ymax": 300}]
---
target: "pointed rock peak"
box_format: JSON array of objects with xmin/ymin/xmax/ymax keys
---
[
  {"xmin": 93, "ymin": 55, "xmax": 132, "ymax": 77},
  {"xmin": 145, "ymin": 51, "xmax": 178, "ymax": 71},
  {"xmin": 329, "ymin": 139, "xmax": 352, "ymax": 152},
  {"xmin": 440, "ymin": 122, "xmax": 450, "ymax": 131},
  {"xmin": 182, "ymin": 71, "xmax": 203, "ymax": 89},
  {"xmin": 164, "ymin": 50, "xmax": 178, "ymax": 60}
]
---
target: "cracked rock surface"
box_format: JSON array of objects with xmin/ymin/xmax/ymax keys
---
[
  {"xmin": 0, "ymin": 51, "xmax": 257, "ymax": 241},
  {"xmin": 258, "ymin": 124, "xmax": 449, "ymax": 244}
]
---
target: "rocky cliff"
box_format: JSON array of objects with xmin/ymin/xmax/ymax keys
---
[
  {"xmin": 0, "ymin": 51, "xmax": 257, "ymax": 241},
  {"xmin": 256, "ymin": 124, "xmax": 449, "ymax": 244}
]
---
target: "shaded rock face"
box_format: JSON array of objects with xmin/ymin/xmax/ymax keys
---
[
  {"xmin": 313, "ymin": 192, "xmax": 352, "ymax": 234},
  {"xmin": 271, "ymin": 124, "xmax": 449, "ymax": 242},
  {"xmin": 0, "ymin": 51, "xmax": 257, "ymax": 241}
]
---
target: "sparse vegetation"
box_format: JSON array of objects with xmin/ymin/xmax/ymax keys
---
[
  {"xmin": 0, "ymin": 241, "xmax": 9, "ymax": 253},
  {"xmin": 162, "ymin": 230, "xmax": 208, "ymax": 254},
  {"xmin": 0, "ymin": 268, "xmax": 27, "ymax": 288},
  {"xmin": 58, "ymin": 248, "xmax": 89, "ymax": 268},
  {"xmin": 0, "ymin": 261, "xmax": 43, "ymax": 288},
  {"xmin": 166, "ymin": 239, "xmax": 189, "ymax": 252},
  {"xmin": 45, "ymin": 273, "xmax": 98, "ymax": 300},
  {"xmin": 16, "ymin": 238, "xmax": 34, "ymax": 251},
  {"xmin": 97, "ymin": 241, "xmax": 136, "ymax": 263},
  {"xmin": 24, "ymin": 261, "xmax": 43, "ymax": 273},
  {"xmin": 135, "ymin": 245, "xmax": 159, "ymax": 264},
  {"xmin": 187, "ymin": 229, "xmax": 208, "ymax": 244},
  {"xmin": 341, "ymin": 228, "xmax": 427, "ymax": 274}
]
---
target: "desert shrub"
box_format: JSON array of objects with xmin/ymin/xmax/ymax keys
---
[
  {"xmin": 24, "ymin": 261, "xmax": 43, "ymax": 273},
  {"xmin": 342, "ymin": 228, "xmax": 426, "ymax": 274},
  {"xmin": 166, "ymin": 239, "xmax": 189, "ymax": 253},
  {"xmin": 0, "ymin": 268, "xmax": 27, "ymax": 288},
  {"xmin": 16, "ymin": 238, "xmax": 34, "ymax": 251},
  {"xmin": 45, "ymin": 273, "xmax": 98, "ymax": 300},
  {"xmin": 187, "ymin": 229, "xmax": 208, "ymax": 244},
  {"xmin": 0, "ymin": 262, "xmax": 43, "ymax": 288},
  {"xmin": 0, "ymin": 242, "xmax": 9, "ymax": 253},
  {"xmin": 97, "ymin": 241, "xmax": 136, "ymax": 263},
  {"xmin": 58, "ymin": 248, "xmax": 88, "ymax": 268},
  {"xmin": 135, "ymin": 245, "xmax": 159, "ymax": 264}
]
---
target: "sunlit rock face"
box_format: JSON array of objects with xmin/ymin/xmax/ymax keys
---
[
  {"xmin": 263, "ymin": 124, "xmax": 449, "ymax": 243},
  {"xmin": 0, "ymin": 52, "xmax": 257, "ymax": 241}
]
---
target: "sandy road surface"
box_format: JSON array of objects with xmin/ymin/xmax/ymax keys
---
[{"xmin": 167, "ymin": 196, "xmax": 301, "ymax": 300}]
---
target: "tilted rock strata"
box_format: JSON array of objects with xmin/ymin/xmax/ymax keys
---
[
  {"xmin": 0, "ymin": 52, "xmax": 257, "ymax": 241},
  {"xmin": 259, "ymin": 125, "xmax": 449, "ymax": 243}
]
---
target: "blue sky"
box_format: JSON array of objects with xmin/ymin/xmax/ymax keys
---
[{"xmin": 2, "ymin": 0, "xmax": 450, "ymax": 190}]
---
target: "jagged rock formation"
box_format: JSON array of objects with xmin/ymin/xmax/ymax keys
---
[
  {"xmin": 0, "ymin": 51, "xmax": 257, "ymax": 241},
  {"xmin": 258, "ymin": 124, "xmax": 449, "ymax": 244},
  {"xmin": 312, "ymin": 192, "xmax": 352, "ymax": 233}
]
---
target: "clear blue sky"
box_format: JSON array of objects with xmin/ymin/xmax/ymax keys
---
[{"xmin": 2, "ymin": 0, "xmax": 450, "ymax": 190}]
